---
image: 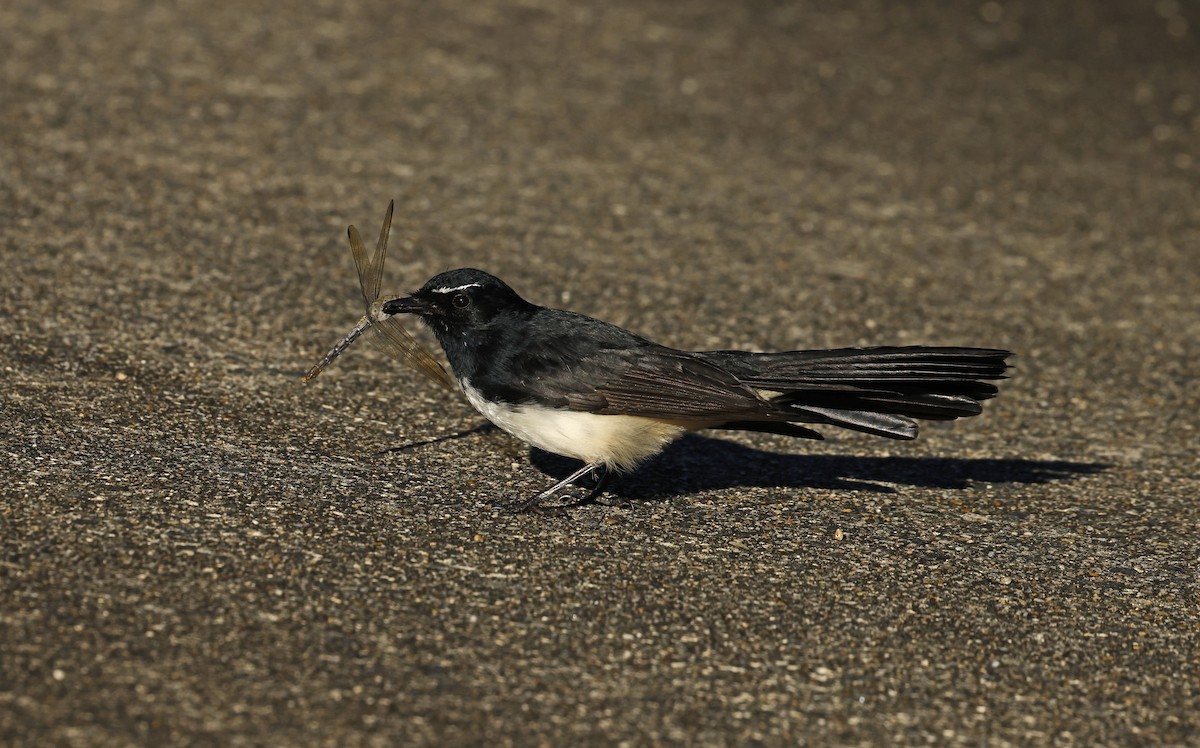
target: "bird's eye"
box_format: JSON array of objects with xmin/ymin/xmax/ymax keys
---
[{"xmin": 451, "ymin": 292, "xmax": 471, "ymax": 309}]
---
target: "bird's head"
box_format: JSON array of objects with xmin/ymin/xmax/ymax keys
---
[{"xmin": 381, "ymin": 268, "xmax": 532, "ymax": 336}]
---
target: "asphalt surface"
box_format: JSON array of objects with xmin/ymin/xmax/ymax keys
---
[{"xmin": 3, "ymin": 1, "xmax": 1199, "ymax": 745}]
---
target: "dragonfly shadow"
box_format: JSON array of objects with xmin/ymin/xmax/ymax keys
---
[
  {"xmin": 528, "ymin": 433, "xmax": 1108, "ymax": 501},
  {"xmin": 375, "ymin": 423, "xmax": 498, "ymax": 455}
]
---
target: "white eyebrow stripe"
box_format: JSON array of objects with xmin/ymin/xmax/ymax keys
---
[{"xmin": 431, "ymin": 282, "xmax": 482, "ymax": 294}]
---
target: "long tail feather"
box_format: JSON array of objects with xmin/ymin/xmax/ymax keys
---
[{"xmin": 699, "ymin": 346, "xmax": 1011, "ymax": 440}]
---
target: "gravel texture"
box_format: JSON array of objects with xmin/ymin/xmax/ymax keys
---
[{"xmin": 2, "ymin": 1, "xmax": 1198, "ymax": 745}]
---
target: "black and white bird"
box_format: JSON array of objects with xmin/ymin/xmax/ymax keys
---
[{"xmin": 382, "ymin": 269, "xmax": 1011, "ymax": 510}]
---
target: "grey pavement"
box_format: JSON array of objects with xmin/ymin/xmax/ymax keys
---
[{"xmin": 2, "ymin": 1, "xmax": 1198, "ymax": 745}]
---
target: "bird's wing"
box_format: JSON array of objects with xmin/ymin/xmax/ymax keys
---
[
  {"xmin": 469, "ymin": 309, "xmax": 769, "ymax": 421},
  {"xmin": 551, "ymin": 346, "xmax": 772, "ymax": 421}
]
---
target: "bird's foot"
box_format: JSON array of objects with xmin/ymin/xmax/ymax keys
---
[
  {"xmin": 591, "ymin": 493, "xmax": 632, "ymax": 509},
  {"xmin": 509, "ymin": 463, "xmax": 612, "ymax": 513}
]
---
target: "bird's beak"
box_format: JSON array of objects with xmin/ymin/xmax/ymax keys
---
[{"xmin": 381, "ymin": 295, "xmax": 435, "ymax": 316}]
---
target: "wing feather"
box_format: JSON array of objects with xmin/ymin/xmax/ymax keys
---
[{"xmin": 553, "ymin": 347, "xmax": 772, "ymax": 421}]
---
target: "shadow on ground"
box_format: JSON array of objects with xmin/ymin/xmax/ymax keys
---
[{"xmin": 522, "ymin": 433, "xmax": 1107, "ymax": 500}]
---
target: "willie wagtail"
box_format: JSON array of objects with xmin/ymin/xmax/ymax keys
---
[{"xmin": 380, "ymin": 268, "xmax": 1011, "ymax": 510}]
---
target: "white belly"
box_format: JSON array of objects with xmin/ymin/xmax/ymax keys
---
[{"xmin": 461, "ymin": 380, "xmax": 686, "ymax": 471}]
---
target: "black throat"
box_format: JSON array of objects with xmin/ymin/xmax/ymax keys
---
[{"xmin": 423, "ymin": 305, "xmax": 538, "ymax": 388}]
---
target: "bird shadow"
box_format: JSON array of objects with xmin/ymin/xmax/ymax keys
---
[{"xmin": 527, "ymin": 433, "xmax": 1108, "ymax": 501}]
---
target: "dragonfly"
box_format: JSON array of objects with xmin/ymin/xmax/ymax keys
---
[{"xmin": 303, "ymin": 201, "xmax": 455, "ymax": 389}]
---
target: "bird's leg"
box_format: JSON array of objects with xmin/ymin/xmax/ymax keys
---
[
  {"xmin": 512, "ymin": 461, "xmax": 605, "ymax": 513},
  {"xmin": 582, "ymin": 465, "xmax": 615, "ymax": 503},
  {"xmin": 586, "ymin": 466, "xmax": 630, "ymax": 507}
]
